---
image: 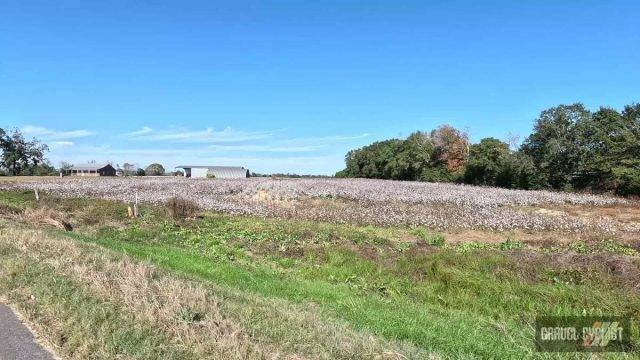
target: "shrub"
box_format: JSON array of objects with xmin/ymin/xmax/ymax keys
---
[
  {"xmin": 165, "ymin": 197, "xmax": 199, "ymax": 220},
  {"xmin": 145, "ymin": 163, "xmax": 166, "ymax": 176}
]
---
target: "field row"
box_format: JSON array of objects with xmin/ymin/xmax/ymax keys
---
[{"xmin": 1, "ymin": 177, "xmax": 638, "ymax": 234}]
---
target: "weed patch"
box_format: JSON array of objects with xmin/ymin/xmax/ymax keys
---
[{"xmin": 411, "ymin": 227, "xmax": 446, "ymax": 247}]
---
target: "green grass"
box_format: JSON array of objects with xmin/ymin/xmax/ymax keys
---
[
  {"xmin": 0, "ymin": 189, "xmax": 36, "ymax": 209},
  {"xmin": 0, "ymin": 243, "xmax": 191, "ymax": 359},
  {"xmin": 411, "ymin": 227, "xmax": 446, "ymax": 246},
  {"xmin": 68, "ymin": 213, "xmax": 640, "ymax": 358},
  {"xmin": 1, "ymin": 190, "xmax": 639, "ymax": 358}
]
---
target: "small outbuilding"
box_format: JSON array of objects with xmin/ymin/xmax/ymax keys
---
[
  {"xmin": 176, "ymin": 165, "xmax": 250, "ymax": 179},
  {"xmin": 70, "ymin": 163, "xmax": 116, "ymax": 177}
]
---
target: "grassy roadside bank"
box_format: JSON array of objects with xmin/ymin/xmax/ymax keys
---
[{"xmin": 1, "ymin": 190, "xmax": 639, "ymax": 358}]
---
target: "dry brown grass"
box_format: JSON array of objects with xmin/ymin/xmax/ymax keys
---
[
  {"xmin": 5, "ymin": 228, "xmax": 284, "ymax": 359},
  {"xmin": 0, "ymin": 228, "xmax": 438, "ymax": 359},
  {"xmin": 0, "ymin": 176, "xmax": 59, "ymax": 183},
  {"xmin": 22, "ymin": 207, "xmax": 73, "ymax": 231},
  {"xmin": 0, "ymin": 203, "xmax": 74, "ymax": 231},
  {"xmin": 545, "ymin": 203, "xmax": 640, "ymax": 224},
  {"xmin": 508, "ymin": 251, "xmax": 640, "ymax": 293},
  {"xmin": 165, "ymin": 197, "xmax": 200, "ymax": 220},
  {"xmin": 0, "ymin": 202, "xmax": 21, "ymax": 216}
]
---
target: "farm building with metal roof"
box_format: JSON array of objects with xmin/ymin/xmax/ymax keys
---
[
  {"xmin": 70, "ymin": 163, "xmax": 116, "ymax": 176},
  {"xmin": 176, "ymin": 165, "xmax": 249, "ymax": 179}
]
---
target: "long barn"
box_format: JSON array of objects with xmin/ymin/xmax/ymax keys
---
[
  {"xmin": 176, "ymin": 165, "xmax": 249, "ymax": 179},
  {"xmin": 70, "ymin": 163, "xmax": 116, "ymax": 176}
]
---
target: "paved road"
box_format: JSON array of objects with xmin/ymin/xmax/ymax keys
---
[{"xmin": 0, "ymin": 303, "xmax": 54, "ymax": 360}]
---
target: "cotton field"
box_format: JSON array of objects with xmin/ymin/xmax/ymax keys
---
[{"xmin": 1, "ymin": 177, "xmax": 638, "ymax": 233}]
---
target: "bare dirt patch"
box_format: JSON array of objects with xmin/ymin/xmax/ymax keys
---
[
  {"xmin": 546, "ymin": 203, "xmax": 640, "ymax": 224},
  {"xmin": 442, "ymin": 230, "xmax": 506, "ymax": 245}
]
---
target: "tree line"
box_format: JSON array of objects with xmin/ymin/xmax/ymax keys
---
[
  {"xmin": 336, "ymin": 102, "xmax": 640, "ymax": 196},
  {"xmin": 0, "ymin": 128, "xmax": 174, "ymax": 177}
]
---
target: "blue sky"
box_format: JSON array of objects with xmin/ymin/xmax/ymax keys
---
[{"xmin": 1, "ymin": 1, "xmax": 639, "ymax": 174}]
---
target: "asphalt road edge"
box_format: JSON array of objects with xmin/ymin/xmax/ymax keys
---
[{"xmin": 0, "ymin": 297, "xmax": 59, "ymax": 360}]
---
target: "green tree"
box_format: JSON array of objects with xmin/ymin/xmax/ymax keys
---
[
  {"xmin": 145, "ymin": 163, "xmax": 166, "ymax": 176},
  {"xmin": 463, "ymin": 138, "xmax": 510, "ymax": 186},
  {"xmin": 0, "ymin": 128, "xmax": 49, "ymax": 175},
  {"xmin": 496, "ymin": 152, "xmax": 544, "ymax": 189},
  {"xmin": 612, "ymin": 168, "xmax": 640, "ymax": 196},
  {"xmin": 342, "ymin": 139, "xmax": 404, "ymax": 179},
  {"xmin": 572, "ymin": 107, "xmax": 636, "ymax": 191},
  {"xmin": 387, "ymin": 131, "xmax": 435, "ymax": 180},
  {"xmin": 610, "ymin": 103, "xmax": 640, "ymax": 195},
  {"xmin": 521, "ymin": 104, "xmax": 589, "ymax": 190}
]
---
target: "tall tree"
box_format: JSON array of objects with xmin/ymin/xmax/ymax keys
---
[
  {"xmin": 571, "ymin": 107, "xmax": 635, "ymax": 190},
  {"xmin": 521, "ymin": 104, "xmax": 590, "ymax": 190},
  {"xmin": 390, "ymin": 131, "xmax": 435, "ymax": 180},
  {"xmin": 0, "ymin": 128, "xmax": 49, "ymax": 175},
  {"xmin": 430, "ymin": 125, "xmax": 469, "ymax": 173},
  {"xmin": 463, "ymin": 138, "xmax": 510, "ymax": 186},
  {"xmin": 611, "ymin": 103, "xmax": 640, "ymax": 195},
  {"xmin": 342, "ymin": 139, "xmax": 404, "ymax": 179},
  {"xmin": 122, "ymin": 163, "xmax": 136, "ymax": 176}
]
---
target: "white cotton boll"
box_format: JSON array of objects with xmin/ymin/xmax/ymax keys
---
[{"xmin": 0, "ymin": 177, "xmax": 634, "ymax": 234}]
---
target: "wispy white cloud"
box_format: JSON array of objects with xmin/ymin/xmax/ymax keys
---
[
  {"xmin": 120, "ymin": 126, "xmax": 274, "ymax": 143},
  {"xmin": 205, "ymin": 133, "xmax": 371, "ymax": 153},
  {"xmin": 50, "ymin": 141, "xmax": 74, "ymax": 147},
  {"xmin": 277, "ymin": 133, "xmax": 371, "ymax": 146},
  {"xmin": 121, "ymin": 126, "xmax": 153, "ymax": 137},
  {"xmin": 47, "ymin": 128, "xmax": 370, "ymax": 174},
  {"xmin": 22, "ymin": 125, "xmax": 94, "ymax": 140},
  {"xmin": 207, "ymin": 144, "xmax": 323, "ymax": 153},
  {"xmin": 119, "ymin": 126, "xmax": 369, "ymax": 150}
]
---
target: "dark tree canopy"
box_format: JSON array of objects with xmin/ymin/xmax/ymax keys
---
[
  {"xmin": 463, "ymin": 138, "xmax": 510, "ymax": 186},
  {"xmin": 0, "ymin": 128, "xmax": 51, "ymax": 175},
  {"xmin": 520, "ymin": 103, "xmax": 589, "ymax": 190}
]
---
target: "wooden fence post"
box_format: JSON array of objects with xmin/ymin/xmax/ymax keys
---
[{"xmin": 133, "ymin": 192, "xmax": 139, "ymax": 218}]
